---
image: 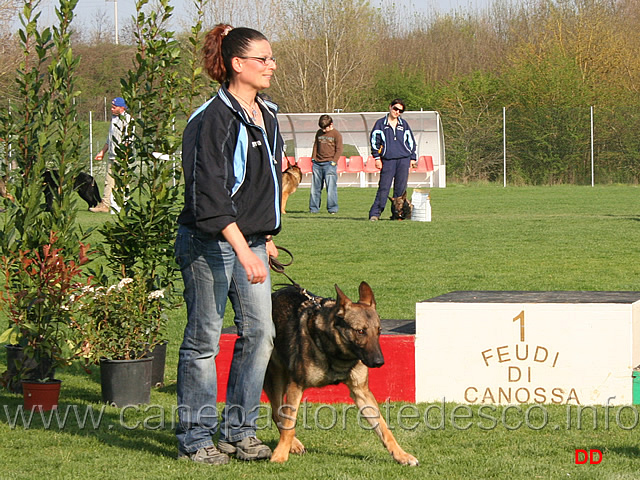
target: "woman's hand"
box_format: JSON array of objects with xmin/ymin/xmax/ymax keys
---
[
  {"xmin": 266, "ymin": 237, "xmax": 278, "ymax": 259},
  {"xmin": 236, "ymin": 248, "xmax": 268, "ymax": 284},
  {"xmin": 221, "ymin": 223, "xmax": 269, "ymax": 284}
]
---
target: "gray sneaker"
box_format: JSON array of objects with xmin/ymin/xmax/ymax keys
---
[
  {"xmin": 218, "ymin": 436, "xmax": 272, "ymax": 461},
  {"xmin": 178, "ymin": 445, "xmax": 230, "ymax": 465}
]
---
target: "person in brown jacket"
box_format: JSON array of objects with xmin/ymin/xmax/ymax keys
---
[{"xmin": 309, "ymin": 114, "xmax": 343, "ymax": 214}]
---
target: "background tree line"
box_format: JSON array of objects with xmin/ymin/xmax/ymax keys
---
[{"xmin": 2, "ymin": 0, "xmax": 640, "ymax": 184}]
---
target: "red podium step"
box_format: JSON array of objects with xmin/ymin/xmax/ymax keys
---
[{"xmin": 216, "ymin": 319, "xmax": 415, "ymax": 403}]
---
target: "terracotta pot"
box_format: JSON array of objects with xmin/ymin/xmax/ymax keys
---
[
  {"xmin": 4, "ymin": 345, "xmax": 55, "ymax": 394},
  {"xmin": 22, "ymin": 379, "xmax": 62, "ymax": 411}
]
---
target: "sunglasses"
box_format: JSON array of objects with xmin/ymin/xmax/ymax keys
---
[{"xmin": 392, "ymin": 106, "xmax": 404, "ymax": 113}]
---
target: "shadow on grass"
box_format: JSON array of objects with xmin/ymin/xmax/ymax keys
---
[
  {"xmin": 283, "ymin": 212, "xmax": 376, "ymax": 221},
  {"xmin": 603, "ymin": 214, "xmax": 640, "ymax": 222},
  {"xmin": 0, "ymin": 360, "xmax": 179, "ymax": 460},
  {"xmin": 0, "ymin": 391, "xmax": 177, "ymax": 459},
  {"xmin": 607, "ymin": 446, "xmax": 640, "ymax": 458},
  {"xmin": 157, "ymin": 382, "xmax": 176, "ymax": 395}
]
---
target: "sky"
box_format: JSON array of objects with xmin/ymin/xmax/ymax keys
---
[{"xmin": 30, "ymin": 0, "xmax": 494, "ymax": 36}]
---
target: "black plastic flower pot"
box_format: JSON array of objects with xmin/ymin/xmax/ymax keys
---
[
  {"xmin": 149, "ymin": 340, "xmax": 168, "ymax": 388},
  {"xmin": 99, "ymin": 357, "xmax": 153, "ymax": 407}
]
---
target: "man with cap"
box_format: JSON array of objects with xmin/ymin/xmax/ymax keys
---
[{"xmin": 90, "ymin": 96, "xmax": 131, "ymax": 213}]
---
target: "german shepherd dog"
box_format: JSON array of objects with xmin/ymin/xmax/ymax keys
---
[
  {"xmin": 264, "ymin": 282, "xmax": 419, "ymax": 466},
  {"xmin": 281, "ymin": 164, "xmax": 302, "ymax": 214},
  {"xmin": 43, "ymin": 170, "xmax": 101, "ymax": 211},
  {"xmin": 389, "ymin": 191, "xmax": 412, "ymax": 220},
  {"xmin": 0, "ymin": 171, "xmax": 100, "ymax": 212}
]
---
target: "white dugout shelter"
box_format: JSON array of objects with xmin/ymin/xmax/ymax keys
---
[{"xmin": 278, "ymin": 111, "xmax": 446, "ymax": 188}]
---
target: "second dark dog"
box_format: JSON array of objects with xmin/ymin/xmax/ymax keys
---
[
  {"xmin": 389, "ymin": 191, "xmax": 412, "ymax": 220},
  {"xmin": 281, "ymin": 164, "xmax": 302, "ymax": 214},
  {"xmin": 43, "ymin": 170, "xmax": 101, "ymax": 211},
  {"xmin": 264, "ymin": 282, "xmax": 419, "ymax": 466}
]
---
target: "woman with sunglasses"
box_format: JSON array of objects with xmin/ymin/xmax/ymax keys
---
[
  {"xmin": 175, "ymin": 23, "xmax": 282, "ymax": 465},
  {"xmin": 368, "ymin": 98, "xmax": 417, "ymax": 221}
]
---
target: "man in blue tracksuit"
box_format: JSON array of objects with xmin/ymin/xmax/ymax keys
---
[{"xmin": 368, "ymin": 98, "xmax": 417, "ymax": 221}]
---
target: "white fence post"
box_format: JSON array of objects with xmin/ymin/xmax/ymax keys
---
[
  {"xmin": 89, "ymin": 111, "xmax": 94, "ymax": 176},
  {"xmin": 591, "ymin": 105, "xmax": 595, "ymax": 187},
  {"xmin": 503, "ymin": 106, "xmax": 507, "ymax": 188}
]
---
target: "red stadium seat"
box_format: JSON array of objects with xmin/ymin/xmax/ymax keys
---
[
  {"xmin": 297, "ymin": 156, "xmax": 313, "ymax": 174},
  {"xmin": 363, "ymin": 156, "xmax": 381, "ymax": 173},
  {"xmin": 425, "ymin": 155, "xmax": 434, "ymax": 171},
  {"xmin": 346, "ymin": 156, "xmax": 364, "ymax": 172},
  {"xmin": 285, "ymin": 156, "xmax": 296, "ymax": 166},
  {"xmin": 412, "ymin": 155, "xmax": 434, "ymax": 172},
  {"xmin": 337, "ymin": 156, "xmax": 347, "ymax": 173}
]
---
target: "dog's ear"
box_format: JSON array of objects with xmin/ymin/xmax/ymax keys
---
[
  {"xmin": 335, "ymin": 284, "xmax": 352, "ymax": 316},
  {"xmin": 357, "ymin": 282, "xmax": 376, "ymax": 308},
  {"xmin": 401, "ymin": 191, "xmax": 407, "ymax": 200}
]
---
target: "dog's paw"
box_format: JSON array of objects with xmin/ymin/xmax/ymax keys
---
[
  {"xmin": 394, "ymin": 451, "xmax": 419, "ymax": 466},
  {"xmin": 270, "ymin": 445, "xmax": 290, "ymax": 463},
  {"xmin": 290, "ymin": 437, "xmax": 306, "ymax": 455}
]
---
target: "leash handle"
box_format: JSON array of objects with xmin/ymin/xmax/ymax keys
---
[
  {"xmin": 268, "ymin": 246, "xmax": 319, "ymax": 304},
  {"xmin": 269, "ymin": 245, "xmax": 299, "ymax": 287},
  {"xmin": 269, "ymin": 245, "xmax": 293, "ymax": 273}
]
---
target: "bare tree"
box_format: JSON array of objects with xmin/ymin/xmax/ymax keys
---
[
  {"xmin": 181, "ymin": 0, "xmax": 276, "ymax": 34},
  {"xmin": 0, "ymin": 0, "xmax": 19, "ymax": 30},
  {"xmin": 270, "ymin": 0, "xmax": 383, "ymax": 113},
  {"xmin": 79, "ymin": 9, "xmax": 115, "ymax": 45},
  {"xmin": 0, "ymin": 0, "xmax": 21, "ymax": 99}
]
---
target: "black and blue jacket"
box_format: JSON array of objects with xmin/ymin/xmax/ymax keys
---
[
  {"xmin": 178, "ymin": 84, "xmax": 283, "ymax": 238},
  {"xmin": 370, "ymin": 115, "xmax": 417, "ymax": 161}
]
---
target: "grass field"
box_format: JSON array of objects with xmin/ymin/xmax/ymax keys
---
[{"xmin": 2, "ymin": 184, "xmax": 640, "ymax": 479}]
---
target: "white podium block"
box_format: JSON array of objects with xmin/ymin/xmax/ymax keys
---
[{"xmin": 416, "ymin": 291, "xmax": 640, "ymax": 405}]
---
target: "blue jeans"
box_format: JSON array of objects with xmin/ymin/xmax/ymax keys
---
[
  {"xmin": 309, "ymin": 160, "xmax": 338, "ymax": 213},
  {"xmin": 174, "ymin": 225, "xmax": 275, "ymax": 453},
  {"xmin": 368, "ymin": 157, "xmax": 411, "ymax": 218}
]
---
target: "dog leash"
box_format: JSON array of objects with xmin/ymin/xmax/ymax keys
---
[
  {"xmin": 269, "ymin": 245, "xmax": 298, "ymax": 287},
  {"xmin": 269, "ymin": 245, "xmax": 322, "ymax": 306}
]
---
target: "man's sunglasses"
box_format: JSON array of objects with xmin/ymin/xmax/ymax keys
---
[{"xmin": 392, "ymin": 106, "xmax": 404, "ymax": 113}]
